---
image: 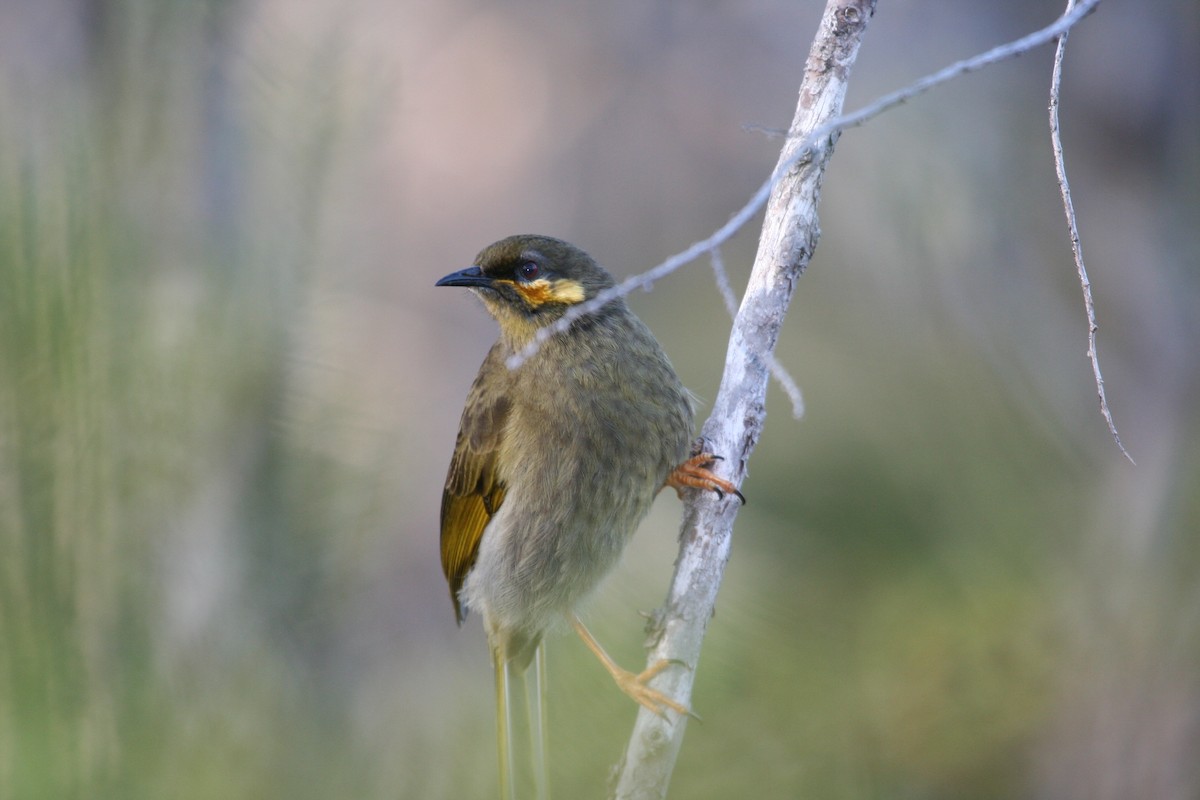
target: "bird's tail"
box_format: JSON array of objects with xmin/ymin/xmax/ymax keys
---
[{"xmin": 494, "ymin": 643, "xmax": 549, "ymax": 800}]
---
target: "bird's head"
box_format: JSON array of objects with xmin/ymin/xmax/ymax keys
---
[{"xmin": 435, "ymin": 235, "xmax": 617, "ymax": 342}]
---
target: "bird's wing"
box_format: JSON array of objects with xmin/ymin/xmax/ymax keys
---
[{"xmin": 440, "ymin": 344, "xmax": 511, "ymax": 623}]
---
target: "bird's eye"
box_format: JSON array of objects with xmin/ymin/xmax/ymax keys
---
[{"xmin": 517, "ymin": 261, "xmax": 540, "ymax": 281}]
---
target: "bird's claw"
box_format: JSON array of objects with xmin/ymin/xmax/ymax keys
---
[
  {"xmin": 666, "ymin": 452, "xmax": 746, "ymax": 505},
  {"xmin": 614, "ymin": 660, "xmax": 699, "ymax": 720}
]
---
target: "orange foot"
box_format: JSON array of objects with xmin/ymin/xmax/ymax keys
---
[
  {"xmin": 610, "ymin": 658, "xmax": 694, "ymax": 719},
  {"xmin": 570, "ymin": 615, "xmax": 696, "ymax": 719},
  {"xmin": 666, "ymin": 452, "xmax": 746, "ymax": 505}
]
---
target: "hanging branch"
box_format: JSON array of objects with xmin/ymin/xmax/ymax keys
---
[{"xmin": 1049, "ymin": 0, "xmax": 1134, "ymax": 463}]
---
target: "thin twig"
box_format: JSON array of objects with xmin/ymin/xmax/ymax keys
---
[
  {"xmin": 815, "ymin": 0, "xmax": 1101, "ymax": 140},
  {"xmin": 1048, "ymin": 0, "xmax": 1134, "ymax": 464},
  {"xmin": 707, "ymin": 247, "xmax": 739, "ymax": 319},
  {"xmin": 709, "ymin": 248, "xmax": 804, "ymax": 418},
  {"xmin": 505, "ymin": 0, "xmax": 1104, "ymax": 373},
  {"xmin": 504, "ymin": 168, "xmax": 784, "ymax": 370}
]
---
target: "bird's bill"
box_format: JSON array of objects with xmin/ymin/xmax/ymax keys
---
[{"xmin": 435, "ymin": 266, "xmax": 492, "ymax": 289}]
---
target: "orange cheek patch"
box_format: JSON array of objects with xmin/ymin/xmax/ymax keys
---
[
  {"xmin": 546, "ymin": 279, "xmax": 585, "ymax": 304},
  {"xmin": 501, "ymin": 279, "xmax": 586, "ymax": 307}
]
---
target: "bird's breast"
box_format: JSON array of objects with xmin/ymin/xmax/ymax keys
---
[{"xmin": 463, "ymin": 312, "xmax": 693, "ymax": 635}]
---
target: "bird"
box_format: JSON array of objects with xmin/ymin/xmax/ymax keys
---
[{"xmin": 435, "ymin": 234, "xmax": 742, "ymax": 798}]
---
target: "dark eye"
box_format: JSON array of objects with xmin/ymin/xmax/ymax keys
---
[{"xmin": 517, "ymin": 261, "xmax": 540, "ymax": 281}]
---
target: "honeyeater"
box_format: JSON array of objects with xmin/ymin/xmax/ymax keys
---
[{"xmin": 435, "ymin": 234, "xmax": 741, "ymax": 796}]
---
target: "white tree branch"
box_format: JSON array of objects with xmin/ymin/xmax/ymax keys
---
[
  {"xmin": 611, "ymin": 2, "xmax": 876, "ymax": 797},
  {"xmin": 610, "ymin": 0, "xmax": 1113, "ymax": 797}
]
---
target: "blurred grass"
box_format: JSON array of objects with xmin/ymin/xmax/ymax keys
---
[
  {"xmin": 1, "ymin": 1, "xmax": 1197, "ymax": 799},
  {"xmin": 0, "ymin": 4, "xmax": 353, "ymax": 797}
]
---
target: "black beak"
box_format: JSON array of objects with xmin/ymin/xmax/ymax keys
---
[{"xmin": 435, "ymin": 266, "xmax": 492, "ymax": 289}]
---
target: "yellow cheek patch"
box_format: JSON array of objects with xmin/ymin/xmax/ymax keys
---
[{"xmin": 498, "ymin": 278, "xmax": 586, "ymax": 307}]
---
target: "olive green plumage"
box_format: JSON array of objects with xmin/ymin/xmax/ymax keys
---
[{"xmin": 436, "ymin": 235, "xmax": 693, "ymax": 670}]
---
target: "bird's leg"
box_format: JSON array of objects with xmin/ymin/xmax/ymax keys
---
[
  {"xmin": 569, "ymin": 614, "xmax": 694, "ymax": 719},
  {"xmin": 528, "ymin": 646, "xmax": 549, "ymax": 800},
  {"xmin": 493, "ymin": 641, "xmax": 549, "ymax": 800},
  {"xmin": 493, "ymin": 647, "xmax": 516, "ymax": 800},
  {"xmin": 665, "ymin": 449, "xmax": 745, "ymax": 504}
]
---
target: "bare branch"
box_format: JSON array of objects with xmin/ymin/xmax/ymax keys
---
[
  {"xmin": 505, "ymin": 0, "xmax": 1104, "ymax": 374},
  {"xmin": 817, "ymin": 0, "xmax": 1101, "ymax": 139},
  {"xmin": 610, "ymin": 2, "xmax": 876, "ymax": 796},
  {"xmin": 610, "ymin": 0, "xmax": 1113, "ymax": 797},
  {"xmin": 1049, "ymin": 0, "xmax": 1134, "ymax": 463}
]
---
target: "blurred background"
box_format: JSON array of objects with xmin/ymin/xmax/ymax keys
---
[{"xmin": 1, "ymin": 0, "xmax": 1197, "ymax": 797}]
